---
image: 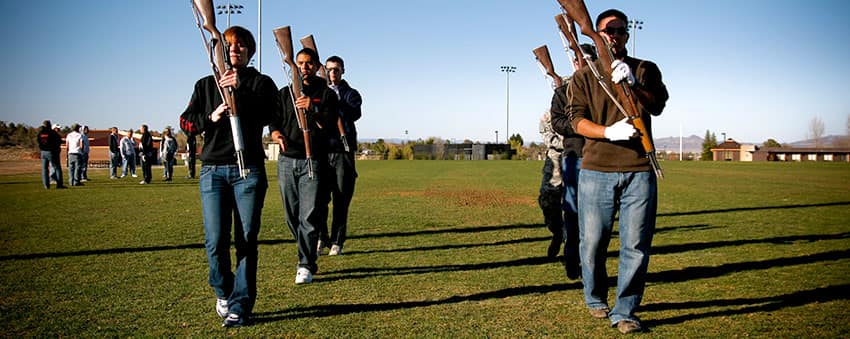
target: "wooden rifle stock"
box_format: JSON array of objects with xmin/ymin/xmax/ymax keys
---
[
  {"xmin": 558, "ymin": 0, "xmax": 663, "ymax": 179},
  {"xmin": 273, "ymin": 26, "xmax": 314, "ymax": 178},
  {"xmin": 532, "ymin": 45, "xmax": 562, "ymax": 89},
  {"xmin": 299, "ymin": 34, "xmax": 350, "ymax": 153},
  {"xmin": 191, "ymin": 0, "xmax": 247, "ymax": 177},
  {"xmin": 554, "ymin": 13, "xmax": 585, "ymax": 69}
]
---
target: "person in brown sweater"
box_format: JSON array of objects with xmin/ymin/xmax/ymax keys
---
[{"xmin": 560, "ymin": 8, "xmax": 669, "ymax": 335}]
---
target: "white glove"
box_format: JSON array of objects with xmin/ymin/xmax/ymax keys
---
[
  {"xmin": 611, "ymin": 60, "xmax": 635, "ymax": 86},
  {"xmin": 604, "ymin": 118, "xmax": 636, "ymax": 141}
]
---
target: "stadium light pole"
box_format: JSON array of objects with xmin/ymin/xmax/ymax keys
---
[
  {"xmin": 629, "ymin": 19, "xmax": 643, "ymax": 57},
  {"xmin": 500, "ymin": 65, "xmax": 516, "ymax": 144},
  {"xmin": 495, "ymin": 130, "xmax": 499, "ymax": 144}
]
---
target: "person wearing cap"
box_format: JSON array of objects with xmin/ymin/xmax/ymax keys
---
[
  {"xmin": 65, "ymin": 124, "xmax": 85, "ymax": 186},
  {"xmin": 37, "ymin": 120, "xmax": 66, "ymax": 189},
  {"xmin": 558, "ymin": 9, "xmax": 669, "ymax": 334}
]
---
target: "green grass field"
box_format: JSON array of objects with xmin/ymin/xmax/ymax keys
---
[{"xmin": 1, "ymin": 160, "xmax": 848, "ymax": 337}]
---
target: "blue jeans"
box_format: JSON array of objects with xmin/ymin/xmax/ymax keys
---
[
  {"xmin": 122, "ymin": 155, "xmax": 136, "ymax": 176},
  {"xmin": 41, "ymin": 150, "xmax": 63, "ymax": 188},
  {"xmin": 562, "ymin": 155, "xmax": 581, "ymax": 266},
  {"xmin": 578, "ymin": 169, "xmax": 656, "ymax": 325},
  {"xmin": 199, "ymin": 164, "xmax": 267, "ymax": 317},
  {"xmin": 163, "ymin": 152, "xmax": 175, "ymax": 179},
  {"xmin": 68, "ymin": 153, "xmax": 83, "ymax": 185},
  {"xmin": 277, "ymin": 155, "xmax": 322, "ymax": 273}
]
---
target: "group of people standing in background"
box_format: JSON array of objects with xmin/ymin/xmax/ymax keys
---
[
  {"xmin": 538, "ymin": 8, "xmax": 669, "ymax": 335},
  {"xmin": 178, "ymin": 26, "xmax": 361, "ymax": 327},
  {"xmin": 37, "ymin": 122, "xmax": 197, "ymax": 188}
]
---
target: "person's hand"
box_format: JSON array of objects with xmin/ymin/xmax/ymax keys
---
[
  {"xmin": 218, "ymin": 69, "xmax": 238, "ymax": 89},
  {"xmin": 295, "ymin": 95, "xmax": 311, "ymax": 110},
  {"xmin": 604, "ymin": 118, "xmax": 636, "ymax": 141},
  {"xmin": 611, "ymin": 60, "xmax": 635, "ymax": 86},
  {"xmin": 210, "ymin": 103, "xmax": 228, "ymax": 122},
  {"xmin": 271, "ymin": 130, "xmax": 287, "ymax": 152}
]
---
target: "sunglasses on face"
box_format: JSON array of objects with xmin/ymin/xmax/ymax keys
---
[{"xmin": 600, "ymin": 27, "xmax": 628, "ymax": 35}]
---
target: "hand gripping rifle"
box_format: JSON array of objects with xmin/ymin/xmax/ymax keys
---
[
  {"xmin": 299, "ymin": 35, "xmax": 351, "ymax": 153},
  {"xmin": 273, "ymin": 26, "xmax": 314, "ymax": 179},
  {"xmin": 190, "ymin": 0, "xmax": 248, "ymax": 178},
  {"xmin": 557, "ymin": 0, "xmax": 664, "ymax": 179},
  {"xmin": 532, "ymin": 45, "xmax": 563, "ymax": 90}
]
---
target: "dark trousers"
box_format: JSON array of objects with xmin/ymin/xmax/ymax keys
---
[
  {"xmin": 317, "ymin": 152, "xmax": 358, "ymax": 246},
  {"xmin": 141, "ymin": 152, "xmax": 153, "ymax": 183}
]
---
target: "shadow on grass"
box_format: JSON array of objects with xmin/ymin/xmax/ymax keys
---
[
  {"xmin": 643, "ymin": 283, "xmax": 850, "ymax": 327},
  {"xmin": 348, "ymin": 223, "xmax": 543, "ymax": 240},
  {"xmin": 657, "ymin": 201, "xmax": 850, "ymax": 217},
  {"xmin": 318, "ymin": 256, "xmax": 555, "ymax": 283},
  {"xmin": 0, "ymin": 238, "xmax": 293, "ymax": 261},
  {"xmin": 252, "ymin": 281, "xmax": 581, "ymax": 323},
  {"xmin": 254, "ymin": 249, "xmax": 848, "ymax": 325},
  {"xmin": 343, "ymin": 235, "xmax": 551, "ymax": 256},
  {"xmin": 647, "ymin": 249, "xmax": 850, "ymax": 284}
]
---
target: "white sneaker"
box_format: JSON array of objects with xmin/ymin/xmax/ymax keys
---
[
  {"xmin": 132, "ymin": 174, "xmax": 138, "ymax": 178},
  {"xmin": 295, "ymin": 267, "xmax": 313, "ymax": 284},
  {"xmin": 215, "ymin": 298, "xmax": 228, "ymax": 318},
  {"xmin": 329, "ymin": 244, "xmax": 342, "ymax": 256}
]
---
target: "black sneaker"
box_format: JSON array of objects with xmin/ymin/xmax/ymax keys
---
[{"xmin": 222, "ymin": 313, "xmax": 248, "ymax": 327}]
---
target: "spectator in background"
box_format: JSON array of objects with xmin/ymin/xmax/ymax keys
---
[
  {"xmin": 159, "ymin": 127, "xmax": 178, "ymax": 182},
  {"xmin": 80, "ymin": 125, "xmax": 91, "ymax": 182},
  {"xmin": 138, "ymin": 124, "xmax": 154, "ymax": 185},
  {"xmin": 120, "ymin": 129, "xmax": 137, "ymax": 178},
  {"xmin": 108, "ymin": 127, "xmax": 121, "ymax": 179},
  {"xmin": 37, "ymin": 120, "xmax": 66, "ymax": 189},
  {"xmin": 65, "ymin": 124, "xmax": 84, "ymax": 187},
  {"xmin": 48, "ymin": 124, "xmax": 64, "ymax": 186}
]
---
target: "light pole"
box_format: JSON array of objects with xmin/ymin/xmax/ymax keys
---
[
  {"xmin": 216, "ymin": 2, "xmax": 243, "ymax": 28},
  {"xmin": 495, "ymin": 130, "xmax": 499, "ymax": 144},
  {"xmin": 629, "ymin": 19, "xmax": 643, "ymax": 57},
  {"xmin": 500, "ymin": 65, "xmax": 515, "ymax": 143}
]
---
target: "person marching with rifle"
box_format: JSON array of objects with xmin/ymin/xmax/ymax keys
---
[
  {"xmin": 316, "ymin": 56, "xmax": 362, "ymax": 256},
  {"xmin": 269, "ymin": 33, "xmax": 339, "ymax": 285},
  {"xmin": 556, "ymin": 4, "xmax": 669, "ymax": 334},
  {"xmin": 181, "ymin": 8, "xmax": 279, "ymax": 326}
]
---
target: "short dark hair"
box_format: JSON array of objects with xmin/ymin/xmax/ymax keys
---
[
  {"xmin": 596, "ymin": 9, "xmax": 628, "ymax": 30},
  {"xmin": 326, "ymin": 55, "xmax": 345, "ymax": 69},
  {"xmin": 297, "ymin": 48, "xmax": 320, "ymax": 65}
]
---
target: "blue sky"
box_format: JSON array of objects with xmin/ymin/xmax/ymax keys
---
[{"xmin": 3, "ymin": 0, "xmax": 849, "ymax": 145}]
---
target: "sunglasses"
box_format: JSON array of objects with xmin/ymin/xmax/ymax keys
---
[{"xmin": 600, "ymin": 27, "xmax": 628, "ymax": 35}]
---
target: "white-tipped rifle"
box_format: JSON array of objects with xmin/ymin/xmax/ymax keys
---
[
  {"xmin": 272, "ymin": 26, "xmax": 314, "ymax": 179},
  {"xmin": 190, "ymin": 0, "xmax": 248, "ymax": 178}
]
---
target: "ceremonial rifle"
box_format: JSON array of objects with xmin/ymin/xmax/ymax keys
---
[
  {"xmin": 554, "ymin": 13, "xmax": 585, "ymax": 71},
  {"xmin": 190, "ymin": 0, "xmax": 248, "ymax": 178},
  {"xmin": 299, "ymin": 34, "xmax": 351, "ymax": 153},
  {"xmin": 558, "ymin": 0, "xmax": 664, "ymax": 179},
  {"xmin": 273, "ymin": 26, "xmax": 314, "ymax": 179},
  {"xmin": 532, "ymin": 45, "xmax": 562, "ymax": 90}
]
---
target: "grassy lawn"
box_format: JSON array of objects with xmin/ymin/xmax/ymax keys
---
[{"xmin": 0, "ymin": 160, "xmax": 848, "ymax": 337}]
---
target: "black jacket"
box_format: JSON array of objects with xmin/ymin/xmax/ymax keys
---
[
  {"xmin": 37, "ymin": 126, "xmax": 62, "ymax": 153},
  {"xmin": 549, "ymin": 82, "xmax": 585, "ymax": 158},
  {"xmin": 180, "ymin": 67, "xmax": 279, "ymax": 166},
  {"xmin": 270, "ymin": 75, "xmax": 339, "ymax": 159},
  {"xmin": 327, "ymin": 79, "xmax": 362, "ymax": 153}
]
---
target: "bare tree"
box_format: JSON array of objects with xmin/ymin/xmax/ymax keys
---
[{"xmin": 808, "ymin": 116, "xmax": 825, "ymax": 148}]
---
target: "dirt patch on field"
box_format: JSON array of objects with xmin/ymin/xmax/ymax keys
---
[
  {"xmin": 386, "ymin": 189, "xmax": 535, "ymax": 208},
  {"xmin": 0, "ymin": 147, "xmax": 41, "ymax": 175}
]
